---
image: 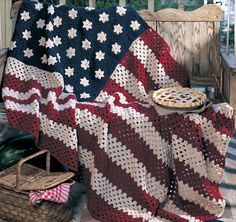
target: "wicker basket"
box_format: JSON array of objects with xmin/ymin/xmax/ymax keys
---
[{"xmin": 0, "ymin": 150, "xmax": 75, "ymax": 222}]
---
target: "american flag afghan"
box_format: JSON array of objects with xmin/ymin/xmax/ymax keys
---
[{"xmin": 2, "ymin": 0, "xmax": 235, "ymax": 221}]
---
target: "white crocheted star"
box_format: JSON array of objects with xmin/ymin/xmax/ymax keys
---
[
  {"xmin": 116, "ymin": 6, "xmax": 127, "ymax": 16},
  {"xmin": 111, "ymin": 43, "xmax": 121, "ymax": 55},
  {"xmin": 68, "ymin": 28, "xmax": 77, "ymax": 39},
  {"xmin": 53, "ymin": 36, "xmax": 62, "ymax": 46},
  {"xmin": 66, "ymin": 47, "xmax": 76, "ymax": 59},
  {"xmin": 82, "ymin": 39, "xmax": 91, "ymax": 50},
  {"xmin": 83, "ymin": 20, "xmax": 93, "ymax": 31},
  {"xmin": 48, "ymin": 55, "xmax": 57, "ymax": 65},
  {"xmin": 39, "ymin": 37, "xmax": 46, "ymax": 47},
  {"xmin": 45, "ymin": 39, "xmax": 54, "ymax": 48},
  {"xmin": 22, "ymin": 30, "xmax": 32, "ymax": 40},
  {"xmin": 46, "ymin": 22, "xmax": 54, "ymax": 32},
  {"xmin": 65, "ymin": 67, "xmax": 74, "ymax": 77},
  {"xmin": 81, "ymin": 59, "xmax": 90, "ymax": 70},
  {"xmin": 48, "ymin": 5, "xmax": 54, "ymax": 15},
  {"xmin": 95, "ymin": 51, "xmax": 105, "ymax": 61},
  {"xmin": 9, "ymin": 41, "xmax": 17, "ymax": 50},
  {"xmin": 53, "ymin": 16, "xmax": 62, "ymax": 27},
  {"xmin": 65, "ymin": 84, "xmax": 74, "ymax": 93},
  {"xmin": 80, "ymin": 77, "xmax": 90, "ymax": 87},
  {"xmin": 68, "ymin": 8, "xmax": 78, "ymax": 19},
  {"xmin": 113, "ymin": 24, "xmax": 123, "ymax": 35},
  {"xmin": 130, "ymin": 20, "xmax": 140, "ymax": 31},
  {"xmin": 41, "ymin": 54, "xmax": 47, "ymax": 64},
  {"xmin": 99, "ymin": 12, "xmax": 109, "ymax": 23},
  {"xmin": 80, "ymin": 92, "xmax": 90, "ymax": 99},
  {"xmin": 35, "ymin": 2, "xmax": 43, "ymax": 11},
  {"xmin": 95, "ymin": 69, "xmax": 104, "ymax": 79},
  {"xmin": 21, "ymin": 11, "xmax": 30, "ymax": 21},
  {"xmin": 23, "ymin": 48, "xmax": 33, "ymax": 58},
  {"xmin": 36, "ymin": 19, "xmax": 45, "ymax": 29},
  {"xmin": 97, "ymin": 31, "xmax": 107, "ymax": 43}
]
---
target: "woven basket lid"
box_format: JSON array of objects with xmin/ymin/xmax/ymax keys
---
[{"xmin": 0, "ymin": 163, "xmax": 74, "ymax": 191}]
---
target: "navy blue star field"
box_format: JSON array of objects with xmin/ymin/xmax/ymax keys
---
[{"xmin": 9, "ymin": 0, "xmax": 148, "ymax": 101}]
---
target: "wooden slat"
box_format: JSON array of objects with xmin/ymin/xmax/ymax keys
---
[
  {"xmin": 138, "ymin": 4, "xmax": 223, "ymax": 22},
  {"xmin": 162, "ymin": 22, "xmax": 172, "ymax": 52},
  {"xmin": 199, "ymin": 22, "xmax": 209, "ymax": 76},
  {"xmin": 89, "ymin": 0, "xmax": 96, "ymax": 7},
  {"xmin": 207, "ymin": 22, "xmax": 214, "ymax": 76},
  {"xmin": 59, "ymin": 0, "xmax": 66, "ymax": 4},
  {"xmin": 148, "ymin": 0, "xmax": 154, "ymax": 12},
  {"xmin": 119, "ymin": 0, "xmax": 126, "ymax": 7},
  {"xmin": 183, "ymin": 22, "xmax": 193, "ymax": 76},
  {"xmin": 172, "ymin": 22, "xmax": 185, "ymax": 65},
  {"xmin": 156, "ymin": 22, "xmax": 165, "ymax": 38},
  {"xmin": 212, "ymin": 22, "xmax": 221, "ymax": 76},
  {"xmin": 192, "ymin": 22, "xmax": 200, "ymax": 76}
]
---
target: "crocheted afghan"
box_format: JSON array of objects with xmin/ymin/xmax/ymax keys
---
[{"xmin": 2, "ymin": 0, "xmax": 235, "ymax": 221}]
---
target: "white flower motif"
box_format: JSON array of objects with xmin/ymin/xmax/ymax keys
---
[
  {"xmin": 65, "ymin": 84, "xmax": 74, "ymax": 93},
  {"xmin": 95, "ymin": 69, "xmax": 104, "ymax": 79},
  {"xmin": 48, "ymin": 5, "xmax": 54, "ymax": 15},
  {"xmin": 41, "ymin": 54, "xmax": 47, "ymax": 64},
  {"xmin": 113, "ymin": 24, "xmax": 123, "ymax": 35},
  {"xmin": 38, "ymin": 37, "xmax": 46, "ymax": 47},
  {"xmin": 22, "ymin": 30, "xmax": 32, "ymax": 40},
  {"xmin": 46, "ymin": 22, "xmax": 54, "ymax": 31},
  {"xmin": 9, "ymin": 41, "xmax": 17, "ymax": 50},
  {"xmin": 65, "ymin": 67, "xmax": 74, "ymax": 77},
  {"xmin": 82, "ymin": 39, "xmax": 91, "ymax": 50},
  {"xmin": 23, "ymin": 48, "xmax": 33, "ymax": 58},
  {"xmin": 53, "ymin": 36, "xmax": 62, "ymax": 46},
  {"xmin": 66, "ymin": 47, "xmax": 76, "ymax": 59},
  {"xmin": 36, "ymin": 19, "xmax": 45, "ymax": 29},
  {"xmin": 97, "ymin": 31, "xmax": 107, "ymax": 43},
  {"xmin": 21, "ymin": 11, "xmax": 30, "ymax": 21},
  {"xmin": 111, "ymin": 43, "xmax": 121, "ymax": 55},
  {"xmin": 99, "ymin": 12, "xmax": 109, "ymax": 23},
  {"xmin": 68, "ymin": 28, "xmax": 77, "ymax": 39},
  {"xmin": 35, "ymin": 2, "xmax": 43, "ymax": 11},
  {"xmin": 80, "ymin": 92, "xmax": 90, "ymax": 99},
  {"xmin": 95, "ymin": 50, "xmax": 105, "ymax": 61},
  {"xmin": 83, "ymin": 20, "xmax": 92, "ymax": 31},
  {"xmin": 53, "ymin": 16, "xmax": 62, "ymax": 27},
  {"xmin": 116, "ymin": 6, "xmax": 127, "ymax": 16},
  {"xmin": 130, "ymin": 20, "xmax": 140, "ymax": 31},
  {"xmin": 85, "ymin": 7, "xmax": 95, "ymax": 11},
  {"xmin": 48, "ymin": 56, "xmax": 57, "ymax": 65},
  {"xmin": 68, "ymin": 9, "xmax": 78, "ymax": 19},
  {"xmin": 45, "ymin": 39, "xmax": 54, "ymax": 48},
  {"xmin": 81, "ymin": 59, "xmax": 90, "ymax": 70},
  {"xmin": 80, "ymin": 77, "xmax": 89, "ymax": 87}
]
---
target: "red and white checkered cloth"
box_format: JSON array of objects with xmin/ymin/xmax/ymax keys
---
[{"xmin": 29, "ymin": 183, "xmax": 70, "ymax": 205}]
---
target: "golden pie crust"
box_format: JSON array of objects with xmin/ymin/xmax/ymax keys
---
[{"xmin": 152, "ymin": 87, "xmax": 207, "ymax": 108}]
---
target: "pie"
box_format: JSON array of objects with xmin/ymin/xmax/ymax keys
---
[{"xmin": 152, "ymin": 87, "xmax": 207, "ymax": 109}]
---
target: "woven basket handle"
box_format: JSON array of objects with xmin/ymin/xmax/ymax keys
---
[{"xmin": 16, "ymin": 150, "xmax": 50, "ymax": 190}]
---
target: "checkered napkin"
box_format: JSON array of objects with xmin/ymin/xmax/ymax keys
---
[{"xmin": 29, "ymin": 183, "xmax": 70, "ymax": 205}]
